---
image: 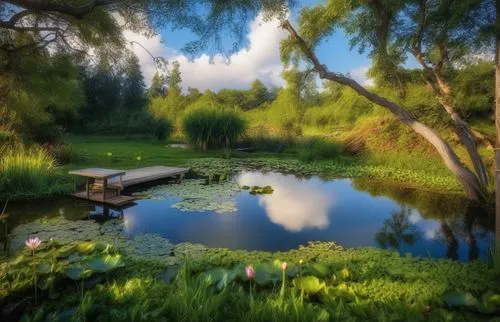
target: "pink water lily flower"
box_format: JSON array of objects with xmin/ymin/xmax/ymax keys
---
[
  {"xmin": 246, "ymin": 265, "xmax": 255, "ymax": 280},
  {"xmin": 281, "ymin": 261, "xmax": 287, "ymax": 271},
  {"xmin": 25, "ymin": 237, "xmax": 41, "ymax": 250}
]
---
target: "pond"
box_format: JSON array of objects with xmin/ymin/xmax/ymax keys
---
[{"xmin": 5, "ymin": 171, "xmax": 494, "ymax": 261}]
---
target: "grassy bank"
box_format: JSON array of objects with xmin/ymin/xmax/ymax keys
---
[{"xmin": 0, "ymin": 135, "xmax": 470, "ymax": 200}]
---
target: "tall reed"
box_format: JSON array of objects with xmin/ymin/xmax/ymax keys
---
[
  {"xmin": 0, "ymin": 144, "xmax": 62, "ymax": 198},
  {"xmin": 182, "ymin": 107, "xmax": 246, "ymax": 150}
]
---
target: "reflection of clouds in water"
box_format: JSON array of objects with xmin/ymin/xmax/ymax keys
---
[
  {"xmin": 238, "ymin": 172, "xmax": 335, "ymax": 232},
  {"xmin": 408, "ymin": 211, "xmax": 440, "ymax": 240}
]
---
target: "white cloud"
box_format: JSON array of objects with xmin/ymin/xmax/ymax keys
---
[
  {"xmin": 349, "ymin": 65, "xmax": 374, "ymax": 87},
  {"xmin": 238, "ymin": 172, "xmax": 335, "ymax": 232},
  {"xmin": 125, "ymin": 14, "xmax": 287, "ymax": 90}
]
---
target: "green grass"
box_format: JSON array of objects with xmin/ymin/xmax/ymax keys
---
[{"xmin": 0, "ymin": 145, "xmax": 70, "ymax": 199}]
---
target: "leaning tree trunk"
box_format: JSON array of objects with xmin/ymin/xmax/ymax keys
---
[
  {"xmin": 495, "ymin": 0, "xmax": 500, "ymax": 247},
  {"xmin": 412, "ymin": 50, "xmax": 489, "ymax": 188},
  {"xmin": 282, "ymin": 20, "xmax": 483, "ymax": 201},
  {"xmin": 432, "ymin": 73, "xmax": 489, "ymax": 188}
]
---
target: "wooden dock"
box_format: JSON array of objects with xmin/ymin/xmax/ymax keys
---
[
  {"xmin": 69, "ymin": 166, "xmax": 190, "ymax": 206},
  {"xmin": 119, "ymin": 166, "xmax": 189, "ymax": 187}
]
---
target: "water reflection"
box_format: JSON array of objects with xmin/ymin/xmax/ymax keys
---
[
  {"xmin": 4, "ymin": 173, "xmax": 495, "ymax": 260},
  {"xmin": 375, "ymin": 206, "xmax": 421, "ymax": 251},
  {"xmin": 238, "ymin": 172, "xmax": 335, "ymax": 232}
]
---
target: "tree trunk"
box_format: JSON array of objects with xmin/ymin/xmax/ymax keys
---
[
  {"xmin": 495, "ymin": 0, "xmax": 500, "ymax": 247},
  {"xmin": 282, "ymin": 20, "xmax": 483, "ymax": 201},
  {"xmin": 412, "ymin": 51, "xmax": 489, "ymax": 188}
]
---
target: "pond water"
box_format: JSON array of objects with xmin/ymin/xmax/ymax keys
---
[{"xmin": 6, "ymin": 171, "xmax": 494, "ymax": 261}]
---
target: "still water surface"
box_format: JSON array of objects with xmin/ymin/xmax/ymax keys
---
[{"xmin": 7, "ymin": 172, "xmax": 494, "ymax": 261}]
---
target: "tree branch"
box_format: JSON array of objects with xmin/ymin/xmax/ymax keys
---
[{"xmin": 4, "ymin": 0, "xmax": 122, "ymax": 19}]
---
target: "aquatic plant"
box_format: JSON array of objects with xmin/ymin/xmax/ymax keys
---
[
  {"xmin": 25, "ymin": 237, "xmax": 41, "ymax": 305},
  {"xmin": 187, "ymin": 158, "xmax": 461, "ymax": 192},
  {"xmin": 137, "ymin": 179, "xmax": 242, "ymax": 213},
  {"xmin": 0, "ymin": 239, "xmax": 125, "ymax": 303},
  {"xmin": 280, "ymin": 261, "xmax": 287, "ymax": 298},
  {"xmin": 249, "ymin": 185, "xmax": 274, "ymax": 195}
]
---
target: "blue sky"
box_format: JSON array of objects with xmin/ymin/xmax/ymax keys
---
[{"xmin": 127, "ymin": 0, "xmax": 373, "ymax": 90}]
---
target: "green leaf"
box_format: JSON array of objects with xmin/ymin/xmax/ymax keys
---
[
  {"xmin": 293, "ymin": 276, "xmax": 326, "ymax": 294},
  {"xmin": 35, "ymin": 263, "xmax": 51, "ymax": 275},
  {"xmin": 65, "ymin": 265, "xmax": 87, "ymax": 280},
  {"xmin": 307, "ymin": 263, "xmax": 330, "ymax": 278},
  {"xmin": 57, "ymin": 244, "xmax": 76, "ymax": 258},
  {"xmin": 76, "ymin": 242, "xmax": 95, "ymax": 253},
  {"xmin": 85, "ymin": 255, "xmax": 125, "ymax": 273},
  {"xmin": 443, "ymin": 290, "xmax": 479, "ymax": 308}
]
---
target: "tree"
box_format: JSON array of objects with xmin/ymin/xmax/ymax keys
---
[
  {"xmin": 247, "ymin": 79, "xmax": 272, "ymax": 109},
  {"xmin": 1, "ymin": 0, "xmax": 294, "ymax": 139},
  {"xmin": 148, "ymin": 72, "xmax": 166, "ymax": 98},
  {"xmin": 121, "ymin": 54, "xmax": 146, "ymax": 112},
  {"xmin": 281, "ymin": 0, "xmax": 495, "ymax": 201},
  {"xmin": 148, "ymin": 61, "xmax": 184, "ymax": 121}
]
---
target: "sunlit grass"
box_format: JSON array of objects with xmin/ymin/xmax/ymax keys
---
[{"xmin": 0, "ymin": 144, "xmax": 69, "ymax": 199}]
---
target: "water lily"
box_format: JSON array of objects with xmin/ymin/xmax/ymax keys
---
[
  {"xmin": 245, "ymin": 265, "xmax": 255, "ymax": 279},
  {"xmin": 25, "ymin": 237, "xmax": 41, "ymax": 306},
  {"xmin": 280, "ymin": 261, "xmax": 287, "ymax": 298},
  {"xmin": 25, "ymin": 237, "xmax": 41, "ymax": 251}
]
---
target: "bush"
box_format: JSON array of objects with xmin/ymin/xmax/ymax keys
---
[
  {"xmin": 154, "ymin": 119, "xmax": 174, "ymax": 141},
  {"xmin": 51, "ymin": 143, "xmax": 83, "ymax": 165},
  {"xmin": 0, "ymin": 144, "xmax": 67, "ymax": 199},
  {"xmin": 297, "ymin": 137, "xmax": 342, "ymax": 162},
  {"xmin": 183, "ymin": 108, "xmax": 246, "ymax": 150}
]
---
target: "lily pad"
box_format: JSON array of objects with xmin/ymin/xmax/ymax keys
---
[
  {"xmin": 35, "ymin": 263, "xmax": 51, "ymax": 275},
  {"xmin": 443, "ymin": 290, "xmax": 479, "ymax": 308},
  {"xmin": 86, "ymin": 255, "xmax": 125, "ymax": 273},
  {"xmin": 293, "ymin": 276, "xmax": 326, "ymax": 294},
  {"xmin": 64, "ymin": 265, "xmax": 88, "ymax": 280}
]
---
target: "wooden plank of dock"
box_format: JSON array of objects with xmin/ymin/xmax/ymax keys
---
[
  {"xmin": 73, "ymin": 192, "xmax": 135, "ymax": 206},
  {"xmin": 119, "ymin": 166, "xmax": 190, "ymax": 187}
]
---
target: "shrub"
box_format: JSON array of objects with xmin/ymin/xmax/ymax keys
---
[
  {"xmin": 297, "ymin": 137, "xmax": 342, "ymax": 162},
  {"xmin": 154, "ymin": 119, "xmax": 173, "ymax": 141},
  {"xmin": 51, "ymin": 143, "xmax": 83, "ymax": 165},
  {"xmin": 183, "ymin": 108, "xmax": 246, "ymax": 150}
]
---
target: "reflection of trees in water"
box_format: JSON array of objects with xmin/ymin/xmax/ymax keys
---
[
  {"xmin": 375, "ymin": 206, "xmax": 420, "ymax": 251},
  {"xmin": 353, "ymin": 179, "xmax": 493, "ymax": 260}
]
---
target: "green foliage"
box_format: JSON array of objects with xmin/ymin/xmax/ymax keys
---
[
  {"xmin": 187, "ymin": 158, "xmax": 461, "ymax": 193},
  {"xmin": 452, "ymin": 61, "xmax": 495, "ymax": 118},
  {"xmin": 0, "ymin": 145, "xmax": 70, "ymax": 199},
  {"xmin": 0, "ymin": 240, "xmax": 125, "ymax": 299},
  {"xmin": 183, "ymin": 108, "xmax": 247, "ymax": 150},
  {"xmin": 297, "ymin": 137, "xmax": 342, "ymax": 162},
  {"xmin": 51, "ymin": 144, "xmax": 83, "ymax": 165},
  {"xmin": 154, "ymin": 119, "xmax": 173, "ymax": 141}
]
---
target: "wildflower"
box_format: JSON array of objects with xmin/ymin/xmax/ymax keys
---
[
  {"xmin": 136, "ymin": 156, "xmax": 142, "ymax": 161},
  {"xmin": 281, "ymin": 261, "xmax": 287, "ymax": 271},
  {"xmin": 25, "ymin": 237, "xmax": 41, "ymax": 250},
  {"xmin": 246, "ymin": 265, "xmax": 255, "ymax": 280},
  {"xmin": 107, "ymin": 152, "xmax": 113, "ymax": 157},
  {"xmin": 299, "ymin": 259, "xmax": 304, "ymax": 265}
]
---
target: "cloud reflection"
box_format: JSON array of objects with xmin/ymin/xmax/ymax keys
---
[{"xmin": 238, "ymin": 172, "xmax": 335, "ymax": 232}]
